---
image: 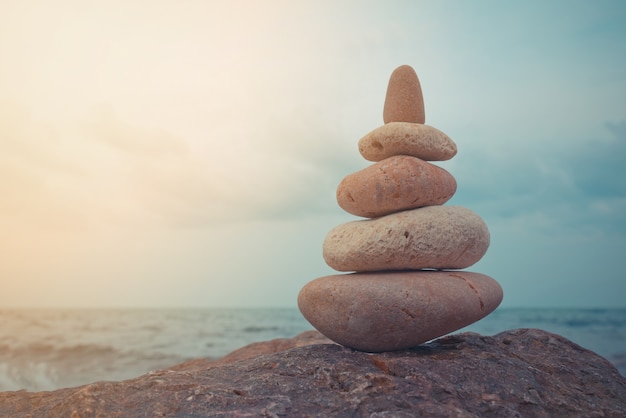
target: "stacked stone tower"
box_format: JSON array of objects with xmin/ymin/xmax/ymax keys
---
[{"xmin": 298, "ymin": 65, "xmax": 503, "ymax": 352}]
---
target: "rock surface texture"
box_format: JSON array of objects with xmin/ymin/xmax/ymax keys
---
[
  {"xmin": 300, "ymin": 65, "xmax": 501, "ymax": 352},
  {"xmin": 323, "ymin": 206, "xmax": 490, "ymax": 271},
  {"xmin": 336, "ymin": 155, "xmax": 457, "ymax": 217},
  {"xmin": 359, "ymin": 122, "xmax": 457, "ymax": 162},
  {"xmin": 298, "ymin": 271, "xmax": 503, "ymax": 351},
  {"xmin": 1, "ymin": 329, "xmax": 625, "ymax": 417},
  {"xmin": 383, "ymin": 64, "xmax": 425, "ymax": 124}
]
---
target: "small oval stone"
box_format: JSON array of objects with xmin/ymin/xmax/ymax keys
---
[
  {"xmin": 383, "ymin": 65, "xmax": 425, "ymax": 124},
  {"xmin": 298, "ymin": 270, "xmax": 503, "ymax": 352},
  {"xmin": 359, "ymin": 122, "xmax": 457, "ymax": 162},
  {"xmin": 323, "ymin": 206, "xmax": 490, "ymax": 272},
  {"xmin": 336, "ymin": 156, "xmax": 457, "ymax": 218}
]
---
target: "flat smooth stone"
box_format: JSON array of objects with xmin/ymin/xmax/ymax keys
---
[
  {"xmin": 383, "ymin": 65, "xmax": 425, "ymax": 124},
  {"xmin": 359, "ymin": 122, "xmax": 457, "ymax": 162},
  {"xmin": 336, "ymin": 155, "xmax": 457, "ymax": 218},
  {"xmin": 298, "ymin": 270, "xmax": 503, "ymax": 352},
  {"xmin": 323, "ymin": 206, "xmax": 490, "ymax": 272}
]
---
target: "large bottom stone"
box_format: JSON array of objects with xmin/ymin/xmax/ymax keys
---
[
  {"xmin": 3, "ymin": 330, "xmax": 626, "ymax": 417},
  {"xmin": 298, "ymin": 270, "xmax": 503, "ymax": 352}
]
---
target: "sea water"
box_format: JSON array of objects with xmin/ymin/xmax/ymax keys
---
[{"xmin": 0, "ymin": 307, "xmax": 624, "ymax": 392}]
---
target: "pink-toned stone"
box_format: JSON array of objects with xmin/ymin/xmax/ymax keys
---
[
  {"xmin": 298, "ymin": 270, "xmax": 503, "ymax": 352},
  {"xmin": 359, "ymin": 122, "xmax": 457, "ymax": 162},
  {"xmin": 383, "ymin": 65, "xmax": 425, "ymax": 124},
  {"xmin": 323, "ymin": 205, "xmax": 490, "ymax": 272},
  {"xmin": 336, "ymin": 155, "xmax": 457, "ymax": 218}
]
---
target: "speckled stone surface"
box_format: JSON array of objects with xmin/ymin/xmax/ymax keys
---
[
  {"xmin": 336, "ymin": 155, "xmax": 456, "ymax": 218},
  {"xmin": 383, "ymin": 65, "xmax": 425, "ymax": 124},
  {"xmin": 323, "ymin": 205, "xmax": 490, "ymax": 272},
  {"xmin": 3, "ymin": 329, "xmax": 625, "ymax": 416},
  {"xmin": 359, "ymin": 122, "xmax": 457, "ymax": 162}
]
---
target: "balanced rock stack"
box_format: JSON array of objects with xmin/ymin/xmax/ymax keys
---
[{"xmin": 298, "ymin": 65, "xmax": 503, "ymax": 352}]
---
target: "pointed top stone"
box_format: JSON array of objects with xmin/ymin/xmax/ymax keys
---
[{"xmin": 383, "ymin": 65, "xmax": 425, "ymax": 124}]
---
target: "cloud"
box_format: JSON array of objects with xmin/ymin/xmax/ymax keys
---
[
  {"xmin": 81, "ymin": 105, "xmax": 189, "ymax": 157},
  {"xmin": 0, "ymin": 99, "xmax": 366, "ymax": 232},
  {"xmin": 563, "ymin": 120, "xmax": 626, "ymax": 233},
  {"xmin": 570, "ymin": 121, "xmax": 626, "ymax": 199},
  {"xmin": 444, "ymin": 119, "xmax": 626, "ymax": 238},
  {"xmin": 0, "ymin": 102, "xmax": 93, "ymax": 229}
]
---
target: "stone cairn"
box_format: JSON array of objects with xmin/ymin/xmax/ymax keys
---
[{"xmin": 298, "ymin": 65, "xmax": 503, "ymax": 352}]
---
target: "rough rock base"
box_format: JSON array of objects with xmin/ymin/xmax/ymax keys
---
[{"xmin": 1, "ymin": 329, "xmax": 624, "ymax": 417}]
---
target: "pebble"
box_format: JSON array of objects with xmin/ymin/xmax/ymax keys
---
[
  {"xmin": 383, "ymin": 65, "xmax": 425, "ymax": 124},
  {"xmin": 336, "ymin": 155, "xmax": 457, "ymax": 218},
  {"xmin": 323, "ymin": 206, "xmax": 490, "ymax": 272},
  {"xmin": 298, "ymin": 270, "xmax": 503, "ymax": 352},
  {"xmin": 359, "ymin": 122, "xmax": 457, "ymax": 162}
]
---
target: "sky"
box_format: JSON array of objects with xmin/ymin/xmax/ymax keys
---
[{"xmin": 1, "ymin": 0, "xmax": 625, "ymax": 308}]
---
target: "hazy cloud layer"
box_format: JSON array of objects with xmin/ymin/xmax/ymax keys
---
[
  {"xmin": 1, "ymin": 0, "xmax": 624, "ymax": 307},
  {"xmin": 0, "ymin": 100, "xmax": 362, "ymax": 231},
  {"xmin": 447, "ymin": 119, "xmax": 626, "ymax": 237}
]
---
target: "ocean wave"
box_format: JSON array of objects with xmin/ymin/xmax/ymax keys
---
[
  {"xmin": 241, "ymin": 325, "xmax": 281, "ymax": 333},
  {"xmin": 0, "ymin": 342, "xmax": 120, "ymax": 361},
  {"xmin": 0, "ymin": 342, "xmax": 188, "ymax": 392}
]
